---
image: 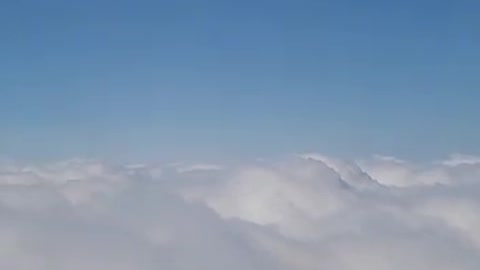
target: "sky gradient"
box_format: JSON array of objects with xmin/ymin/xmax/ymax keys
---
[{"xmin": 1, "ymin": 0, "xmax": 479, "ymax": 161}]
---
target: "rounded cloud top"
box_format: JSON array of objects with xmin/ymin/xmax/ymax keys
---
[{"xmin": 0, "ymin": 154, "xmax": 479, "ymax": 269}]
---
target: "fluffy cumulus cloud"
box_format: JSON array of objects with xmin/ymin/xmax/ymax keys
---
[{"xmin": 0, "ymin": 154, "xmax": 480, "ymax": 269}]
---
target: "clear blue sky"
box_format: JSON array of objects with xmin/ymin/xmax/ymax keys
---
[{"xmin": 1, "ymin": 0, "xmax": 479, "ymax": 161}]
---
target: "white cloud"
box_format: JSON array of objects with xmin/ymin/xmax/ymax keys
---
[
  {"xmin": 0, "ymin": 154, "xmax": 479, "ymax": 269},
  {"xmin": 176, "ymin": 163, "xmax": 223, "ymax": 174},
  {"xmin": 440, "ymin": 154, "xmax": 480, "ymax": 167}
]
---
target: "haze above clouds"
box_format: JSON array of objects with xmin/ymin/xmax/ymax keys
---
[{"xmin": 1, "ymin": 153, "xmax": 480, "ymax": 269}]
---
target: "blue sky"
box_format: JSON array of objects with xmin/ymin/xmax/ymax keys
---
[{"xmin": 1, "ymin": 0, "xmax": 479, "ymax": 161}]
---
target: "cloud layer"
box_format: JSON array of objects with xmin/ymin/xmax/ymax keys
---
[{"xmin": 1, "ymin": 154, "xmax": 480, "ymax": 269}]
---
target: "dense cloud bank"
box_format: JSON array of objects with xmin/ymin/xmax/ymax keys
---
[{"xmin": 1, "ymin": 154, "xmax": 480, "ymax": 269}]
